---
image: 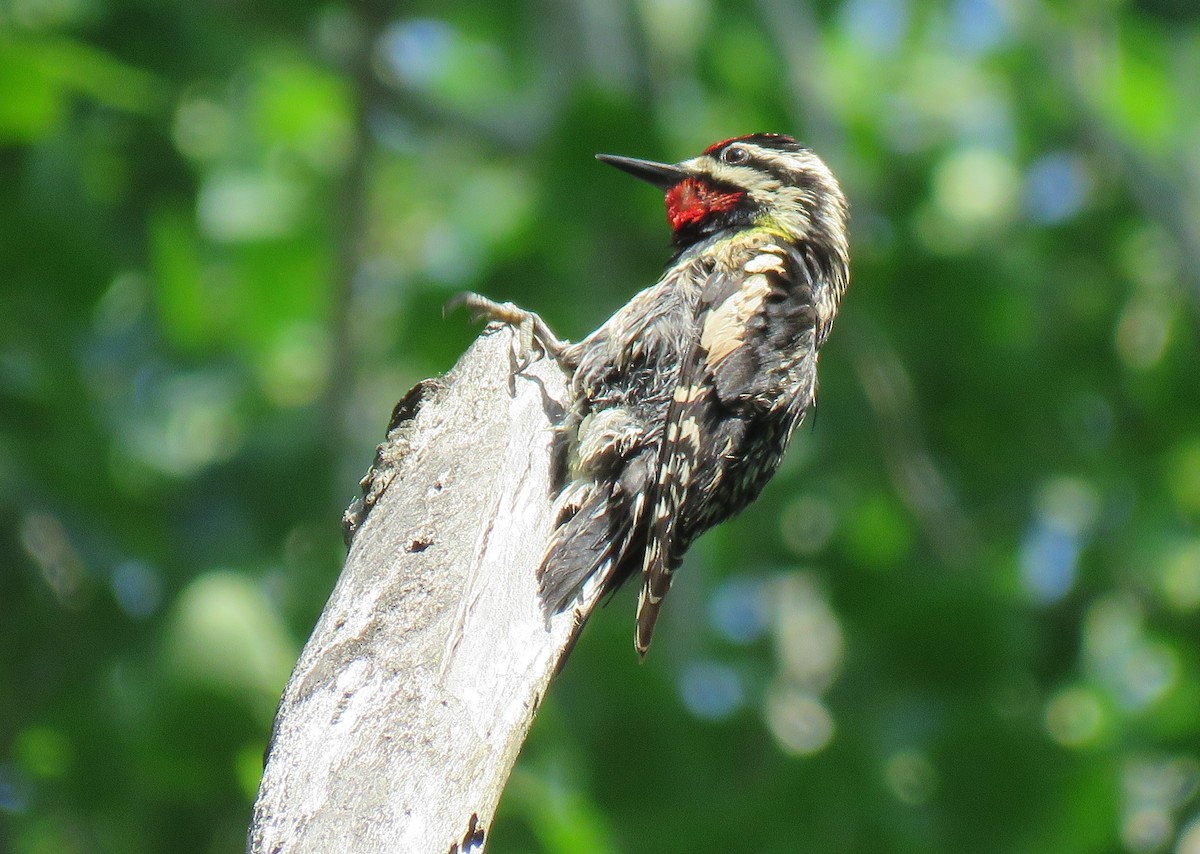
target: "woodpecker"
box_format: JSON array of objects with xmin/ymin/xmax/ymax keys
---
[{"xmin": 460, "ymin": 134, "xmax": 850, "ymax": 657}]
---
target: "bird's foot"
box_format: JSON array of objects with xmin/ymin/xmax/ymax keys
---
[{"xmin": 447, "ymin": 292, "xmax": 575, "ymax": 373}]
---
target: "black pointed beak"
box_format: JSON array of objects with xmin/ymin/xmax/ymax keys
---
[{"xmin": 596, "ymin": 153, "xmax": 688, "ymax": 190}]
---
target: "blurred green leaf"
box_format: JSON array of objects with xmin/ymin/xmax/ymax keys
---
[
  {"xmin": 504, "ymin": 766, "xmax": 617, "ymax": 854},
  {"xmin": 4, "ymin": 0, "xmax": 1200, "ymax": 851},
  {"xmin": 251, "ymin": 52, "xmax": 354, "ymax": 173},
  {"xmin": 0, "ymin": 41, "xmax": 63, "ymax": 141},
  {"xmin": 149, "ymin": 206, "xmax": 209, "ymax": 351}
]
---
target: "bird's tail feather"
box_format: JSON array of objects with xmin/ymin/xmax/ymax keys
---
[{"xmin": 537, "ymin": 485, "xmax": 630, "ymax": 615}]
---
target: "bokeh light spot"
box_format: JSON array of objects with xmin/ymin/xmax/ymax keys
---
[
  {"xmin": 421, "ymin": 223, "xmax": 482, "ymax": 284},
  {"xmin": 1121, "ymin": 757, "xmax": 1200, "ymax": 854},
  {"xmin": 1115, "ymin": 297, "xmax": 1171, "ymax": 371},
  {"xmin": 765, "ymin": 684, "xmax": 834, "ymax": 756},
  {"xmin": 1160, "ymin": 540, "xmax": 1200, "ymax": 612},
  {"xmin": 20, "ymin": 512, "xmax": 90, "ymax": 610},
  {"xmin": 376, "ymin": 17, "xmax": 516, "ymax": 115},
  {"xmin": 932, "ymin": 147, "xmax": 1018, "ymax": 227},
  {"xmin": 125, "ymin": 370, "xmax": 244, "ymax": 476},
  {"xmin": 197, "ymin": 171, "xmax": 302, "ymax": 242},
  {"xmin": 1122, "ymin": 807, "xmax": 1172, "ymax": 854},
  {"xmin": 452, "ymin": 165, "xmax": 534, "ymax": 247},
  {"xmin": 172, "ymin": 96, "xmax": 231, "ymax": 160},
  {"xmin": 164, "ymin": 570, "xmax": 297, "ymax": 717},
  {"xmin": 1019, "ymin": 477, "xmax": 1098, "ymax": 605},
  {"xmin": 1176, "ymin": 815, "xmax": 1200, "ymax": 854},
  {"xmin": 884, "ymin": 749, "xmax": 939, "ymax": 805},
  {"xmin": 708, "ymin": 575, "xmax": 769, "ymax": 645},
  {"xmin": 111, "ymin": 560, "xmax": 163, "ymax": 619},
  {"xmin": 1084, "ymin": 595, "xmax": 1179, "ymax": 711},
  {"xmin": 1044, "ymin": 685, "xmax": 1105, "ymax": 747},
  {"xmin": 0, "ymin": 764, "xmax": 29, "ymax": 814},
  {"xmin": 635, "ymin": 0, "xmax": 711, "ymax": 61},
  {"xmin": 1023, "ymin": 151, "xmax": 1092, "ymax": 224},
  {"xmin": 780, "ymin": 494, "xmax": 837, "ymax": 556},
  {"xmin": 1019, "ymin": 522, "xmax": 1079, "ymax": 604},
  {"xmin": 771, "ymin": 573, "xmax": 843, "ymax": 691},
  {"xmin": 949, "ymin": 0, "xmax": 1009, "ymax": 55},
  {"xmin": 679, "ymin": 661, "xmax": 745, "ymax": 721},
  {"xmin": 839, "ymin": 0, "xmax": 909, "ymax": 55},
  {"xmin": 258, "ymin": 323, "xmax": 331, "ymax": 408},
  {"xmin": 1117, "ymin": 643, "xmax": 1178, "ymax": 710},
  {"xmin": 379, "ymin": 19, "xmax": 455, "ymax": 90}
]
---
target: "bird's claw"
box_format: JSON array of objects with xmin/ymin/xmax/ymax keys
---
[{"xmin": 447, "ymin": 292, "xmax": 570, "ymax": 372}]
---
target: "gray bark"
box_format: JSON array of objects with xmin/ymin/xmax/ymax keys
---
[{"xmin": 248, "ymin": 327, "xmax": 598, "ymax": 854}]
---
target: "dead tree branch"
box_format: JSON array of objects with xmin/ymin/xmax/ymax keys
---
[{"xmin": 248, "ymin": 327, "xmax": 598, "ymax": 854}]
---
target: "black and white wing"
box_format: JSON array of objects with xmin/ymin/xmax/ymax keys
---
[{"xmin": 635, "ymin": 242, "xmax": 820, "ymax": 656}]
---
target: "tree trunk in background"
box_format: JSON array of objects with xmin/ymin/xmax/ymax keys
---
[{"xmin": 248, "ymin": 328, "xmax": 597, "ymax": 854}]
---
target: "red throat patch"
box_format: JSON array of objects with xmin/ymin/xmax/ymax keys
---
[{"xmin": 664, "ymin": 178, "xmax": 745, "ymax": 232}]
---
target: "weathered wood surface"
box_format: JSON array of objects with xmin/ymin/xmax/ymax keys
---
[{"xmin": 249, "ymin": 328, "xmax": 599, "ymax": 854}]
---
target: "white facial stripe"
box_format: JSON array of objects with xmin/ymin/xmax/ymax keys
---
[{"xmin": 692, "ymin": 160, "xmax": 775, "ymax": 190}]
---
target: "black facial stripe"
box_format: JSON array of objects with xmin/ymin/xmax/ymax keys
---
[
  {"xmin": 669, "ymin": 204, "xmax": 757, "ymax": 251},
  {"xmin": 749, "ymin": 157, "xmax": 796, "ymax": 187},
  {"xmin": 707, "ymin": 152, "xmax": 795, "ymax": 188},
  {"xmin": 737, "ymin": 133, "xmax": 803, "ymax": 152}
]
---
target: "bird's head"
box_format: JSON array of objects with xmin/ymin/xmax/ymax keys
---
[{"xmin": 597, "ymin": 134, "xmax": 848, "ymax": 259}]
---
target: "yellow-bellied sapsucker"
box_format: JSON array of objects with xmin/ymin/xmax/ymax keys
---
[{"xmin": 462, "ymin": 134, "xmax": 850, "ymax": 657}]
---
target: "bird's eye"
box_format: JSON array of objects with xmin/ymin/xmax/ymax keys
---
[{"xmin": 722, "ymin": 146, "xmax": 749, "ymax": 165}]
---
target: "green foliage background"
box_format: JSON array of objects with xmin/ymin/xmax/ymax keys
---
[{"xmin": 3, "ymin": 0, "xmax": 1200, "ymax": 851}]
